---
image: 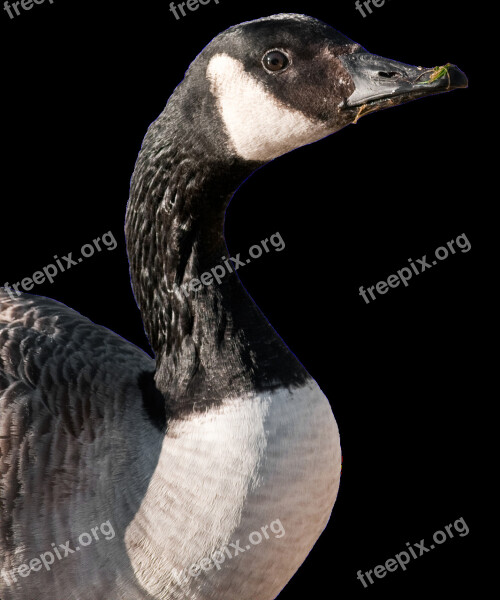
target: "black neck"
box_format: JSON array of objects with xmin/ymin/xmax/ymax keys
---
[{"xmin": 126, "ymin": 106, "xmax": 308, "ymax": 409}]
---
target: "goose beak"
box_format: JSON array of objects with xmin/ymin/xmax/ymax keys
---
[{"xmin": 339, "ymin": 52, "xmax": 468, "ymax": 121}]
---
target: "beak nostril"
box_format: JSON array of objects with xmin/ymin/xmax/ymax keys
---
[{"xmin": 378, "ymin": 71, "xmax": 401, "ymax": 79}]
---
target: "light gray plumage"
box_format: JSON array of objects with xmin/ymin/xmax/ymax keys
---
[{"xmin": 0, "ymin": 291, "xmax": 160, "ymax": 599}]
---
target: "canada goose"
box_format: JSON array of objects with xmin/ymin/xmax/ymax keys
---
[{"xmin": 0, "ymin": 13, "xmax": 467, "ymax": 600}]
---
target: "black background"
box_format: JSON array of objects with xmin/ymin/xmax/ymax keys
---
[{"xmin": 1, "ymin": 0, "xmax": 480, "ymax": 598}]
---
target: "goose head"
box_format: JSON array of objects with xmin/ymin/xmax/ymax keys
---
[
  {"xmin": 168, "ymin": 13, "xmax": 467, "ymax": 164},
  {"xmin": 127, "ymin": 13, "xmax": 466, "ymax": 392}
]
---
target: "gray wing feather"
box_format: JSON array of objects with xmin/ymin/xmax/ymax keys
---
[{"xmin": 0, "ymin": 290, "xmax": 156, "ymax": 597}]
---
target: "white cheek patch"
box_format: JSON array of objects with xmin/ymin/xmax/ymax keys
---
[{"xmin": 207, "ymin": 54, "xmax": 331, "ymax": 162}]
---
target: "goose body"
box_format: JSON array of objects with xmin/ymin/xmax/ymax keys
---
[{"xmin": 0, "ymin": 13, "xmax": 466, "ymax": 600}]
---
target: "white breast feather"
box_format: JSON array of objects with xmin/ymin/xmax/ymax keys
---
[{"xmin": 125, "ymin": 382, "xmax": 341, "ymax": 600}]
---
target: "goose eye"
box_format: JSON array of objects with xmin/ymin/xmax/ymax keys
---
[{"xmin": 263, "ymin": 50, "xmax": 289, "ymax": 73}]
